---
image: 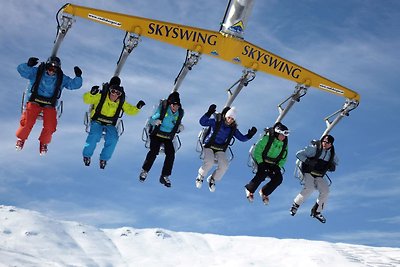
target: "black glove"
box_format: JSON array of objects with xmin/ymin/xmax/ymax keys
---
[
  {"xmin": 247, "ymin": 127, "xmax": 257, "ymax": 139},
  {"xmin": 205, "ymin": 104, "xmax": 217, "ymax": 117},
  {"xmin": 74, "ymin": 66, "xmax": 82, "ymax": 77},
  {"xmin": 90, "ymin": 86, "xmax": 100, "ymax": 95},
  {"xmin": 27, "ymin": 57, "xmax": 39, "ymax": 67},
  {"xmin": 304, "ymin": 158, "xmax": 317, "ymax": 168},
  {"xmin": 136, "ymin": 100, "xmax": 146, "ymax": 109}
]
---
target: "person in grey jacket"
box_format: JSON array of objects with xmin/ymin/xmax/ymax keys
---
[{"xmin": 290, "ymin": 134, "xmax": 339, "ymax": 223}]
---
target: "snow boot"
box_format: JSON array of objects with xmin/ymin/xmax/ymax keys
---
[
  {"xmin": 259, "ymin": 189, "xmax": 269, "ymax": 205},
  {"xmin": 16, "ymin": 139, "xmax": 25, "ymax": 151},
  {"xmin": 245, "ymin": 187, "xmax": 254, "ymax": 203},
  {"xmin": 290, "ymin": 203, "xmax": 300, "ymax": 216},
  {"xmin": 207, "ymin": 175, "xmax": 216, "ymax": 192},
  {"xmin": 83, "ymin": 157, "xmax": 91, "ymax": 166},
  {"xmin": 160, "ymin": 175, "xmax": 171, "ymax": 188},
  {"xmin": 99, "ymin": 160, "xmax": 107, "ymax": 169},
  {"xmin": 195, "ymin": 174, "xmax": 204, "ymax": 189},
  {"xmin": 310, "ymin": 203, "xmax": 326, "ymax": 223},
  {"xmin": 39, "ymin": 143, "xmax": 48, "ymax": 156},
  {"xmin": 139, "ymin": 169, "xmax": 148, "ymax": 182},
  {"xmin": 312, "ymin": 212, "xmax": 327, "ymax": 223}
]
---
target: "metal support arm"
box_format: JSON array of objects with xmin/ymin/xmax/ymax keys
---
[
  {"xmin": 224, "ymin": 69, "xmax": 256, "ymax": 107},
  {"xmin": 114, "ymin": 33, "xmax": 141, "ymax": 77},
  {"xmin": 322, "ymin": 98, "xmax": 359, "ymax": 137},
  {"xmin": 172, "ymin": 50, "xmax": 201, "ymax": 92},
  {"xmin": 51, "ymin": 13, "xmax": 74, "ymax": 57},
  {"xmin": 275, "ymin": 83, "xmax": 309, "ymax": 123}
]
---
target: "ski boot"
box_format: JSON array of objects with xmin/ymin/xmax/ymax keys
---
[
  {"xmin": 83, "ymin": 157, "xmax": 91, "ymax": 166},
  {"xmin": 207, "ymin": 175, "xmax": 216, "ymax": 192},
  {"xmin": 160, "ymin": 175, "xmax": 171, "ymax": 188},
  {"xmin": 245, "ymin": 187, "xmax": 254, "ymax": 203},
  {"xmin": 259, "ymin": 189, "xmax": 269, "ymax": 205},
  {"xmin": 16, "ymin": 139, "xmax": 25, "ymax": 151},
  {"xmin": 195, "ymin": 174, "xmax": 204, "ymax": 189},
  {"xmin": 290, "ymin": 203, "xmax": 300, "ymax": 216},
  {"xmin": 139, "ymin": 169, "xmax": 148, "ymax": 182},
  {"xmin": 99, "ymin": 160, "xmax": 107, "ymax": 169},
  {"xmin": 39, "ymin": 143, "xmax": 48, "ymax": 156},
  {"xmin": 310, "ymin": 203, "xmax": 326, "ymax": 223}
]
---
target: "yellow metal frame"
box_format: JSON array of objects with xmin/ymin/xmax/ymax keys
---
[{"xmin": 63, "ymin": 4, "xmax": 360, "ymax": 102}]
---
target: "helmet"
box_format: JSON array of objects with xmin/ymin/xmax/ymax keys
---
[
  {"xmin": 274, "ymin": 123, "xmax": 289, "ymax": 136},
  {"xmin": 46, "ymin": 56, "xmax": 61, "ymax": 68}
]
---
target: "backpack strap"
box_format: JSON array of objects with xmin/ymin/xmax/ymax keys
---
[
  {"xmin": 91, "ymin": 83, "xmax": 125, "ymax": 126},
  {"xmin": 261, "ymin": 128, "xmax": 288, "ymax": 165},
  {"xmin": 29, "ymin": 62, "xmax": 63, "ymax": 107},
  {"xmin": 204, "ymin": 115, "xmax": 236, "ymax": 152}
]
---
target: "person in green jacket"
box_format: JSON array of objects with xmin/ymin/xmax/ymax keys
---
[
  {"xmin": 82, "ymin": 76, "xmax": 145, "ymax": 169},
  {"xmin": 244, "ymin": 122, "xmax": 289, "ymax": 204}
]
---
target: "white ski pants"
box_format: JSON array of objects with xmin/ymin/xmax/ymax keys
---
[
  {"xmin": 198, "ymin": 148, "xmax": 229, "ymax": 182},
  {"xmin": 294, "ymin": 172, "xmax": 330, "ymax": 212}
]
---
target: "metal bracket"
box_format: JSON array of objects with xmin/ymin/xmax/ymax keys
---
[
  {"xmin": 172, "ymin": 50, "xmax": 201, "ymax": 92},
  {"xmin": 275, "ymin": 83, "xmax": 309, "ymax": 123},
  {"xmin": 322, "ymin": 98, "xmax": 359, "ymax": 137},
  {"xmin": 224, "ymin": 68, "xmax": 256, "ymax": 107},
  {"xmin": 51, "ymin": 13, "xmax": 75, "ymax": 57},
  {"xmin": 114, "ymin": 32, "xmax": 141, "ymax": 77}
]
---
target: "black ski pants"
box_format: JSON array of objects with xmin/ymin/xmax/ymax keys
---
[
  {"xmin": 142, "ymin": 135, "xmax": 175, "ymax": 177},
  {"xmin": 245, "ymin": 162, "xmax": 283, "ymax": 196}
]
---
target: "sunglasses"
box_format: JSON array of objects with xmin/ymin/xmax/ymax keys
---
[
  {"xmin": 110, "ymin": 89, "xmax": 122, "ymax": 96},
  {"xmin": 275, "ymin": 128, "xmax": 290, "ymax": 136},
  {"xmin": 322, "ymin": 140, "xmax": 332, "ymax": 144}
]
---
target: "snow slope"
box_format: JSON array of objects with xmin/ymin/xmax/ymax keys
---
[{"xmin": 0, "ymin": 205, "xmax": 399, "ymax": 267}]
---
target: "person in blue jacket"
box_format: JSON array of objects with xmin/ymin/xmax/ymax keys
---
[
  {"xmin": 139, "ymin": 92, "xmax": 184, "ymax": 188},
  {"xmin": 195, "ymin": 104, "xmax": 257, "ymax": 192},
  {"xmin": 15, "ymin": 56, "xmax": 82, "ymax": 155}
]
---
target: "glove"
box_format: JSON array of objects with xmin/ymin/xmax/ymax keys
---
[
  {"xmin": 153, "ymin": 119, "xmax": 162, "ymax": 126},
  {"xmin": 27, "ymin": 57, "xmax": 39, "ymax": 67},
  {"xmin": 304, "ymin": 158, "xmax": 317, "ymax": 168},
  {"xmin": 205, "ymin": 104, "xmax": 217, "ymax": 117},
  {"xmin": 74, "ymin": 66, "xmax": 82, "ymax": 77},
  {"xmin": 136, "ymin": 100, "xmax": 146, "ymax": 109},
  {"xmin": 90, "ymin": 86, "xmax": 100, "ymax": 95},
  {"xmin": 247, "ymin": 127, "xmax": 257, "ymax": 139}
]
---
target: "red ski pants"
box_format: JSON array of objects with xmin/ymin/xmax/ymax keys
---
[{"xmin": 16, "ymin": 102, "xmax": 57, "ymax": 144}]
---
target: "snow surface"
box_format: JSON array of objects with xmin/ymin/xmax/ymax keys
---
[{"xmin": 0, "ymin": 205, "xmax": 399, "ymax": 267}]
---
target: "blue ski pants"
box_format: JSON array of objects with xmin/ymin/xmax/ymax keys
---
[{"xmin": 83, "ymin": 121, "xmax": 119, "ymax": 161}]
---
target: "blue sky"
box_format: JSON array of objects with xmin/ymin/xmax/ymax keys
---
[{"xmin": 1, "ymin": 0, "xmax": 399, "ymax": 248}]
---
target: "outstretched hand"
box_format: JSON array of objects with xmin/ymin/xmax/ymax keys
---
[
  {"xmin": 74, "ymin": 66, "xmax": 82, "ymax": 77},
  {"xmin": 205, "ymin": 104, "xmax": 217, "ymax": 117},
  {"xmin": 90, "ymin": 86, "xmax": 100, "ymax": 95},
  {"xmin": 27, "ymin": 57, "xmax": 39, "ymax": 67},
  {"xmin": 247, "ymin": 127, "xmax": 257, "ymax": 139},
  {"xmin": 136, "ymin": 100, "xmax": 146, "ymax": 109}
]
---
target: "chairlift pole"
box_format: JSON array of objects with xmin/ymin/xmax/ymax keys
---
[
  {"xmin": 322, "ymin": 99, "xmax": 359, "ymax": 137},
  {"xmin": 275, "ymin": 83, "xmax": 308, "ymax": 123},
  {"xmin": 51, "ymin": 14, "xmax": 74, "ymax": 57},
  {"xmin": 114, "ymin": 33, "xmax": 141, "ymax": 77},
  {"xmin": 172, "ymin": 51, "xmax": 201, "ymax": 92},
  {"xmin": 225, "ymin": 69, "xmax": 256, "ymax": 107}
]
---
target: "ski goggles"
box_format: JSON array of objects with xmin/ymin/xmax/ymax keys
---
[
  {"xmin": 275, "ymin": 128, "xmax": 290, "ymax": 136},
  {"xmin": 110, "ymin": 88, "xmax": 122, "ymax": 96}
]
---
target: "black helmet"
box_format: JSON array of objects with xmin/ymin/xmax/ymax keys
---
[
  {"xmin": 46, "ymin": 56, "xmax": 61, "ymax": 68},
  {"xmin": 109, "ymin": 76, "xmax": 121, "ymax": 86}
]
